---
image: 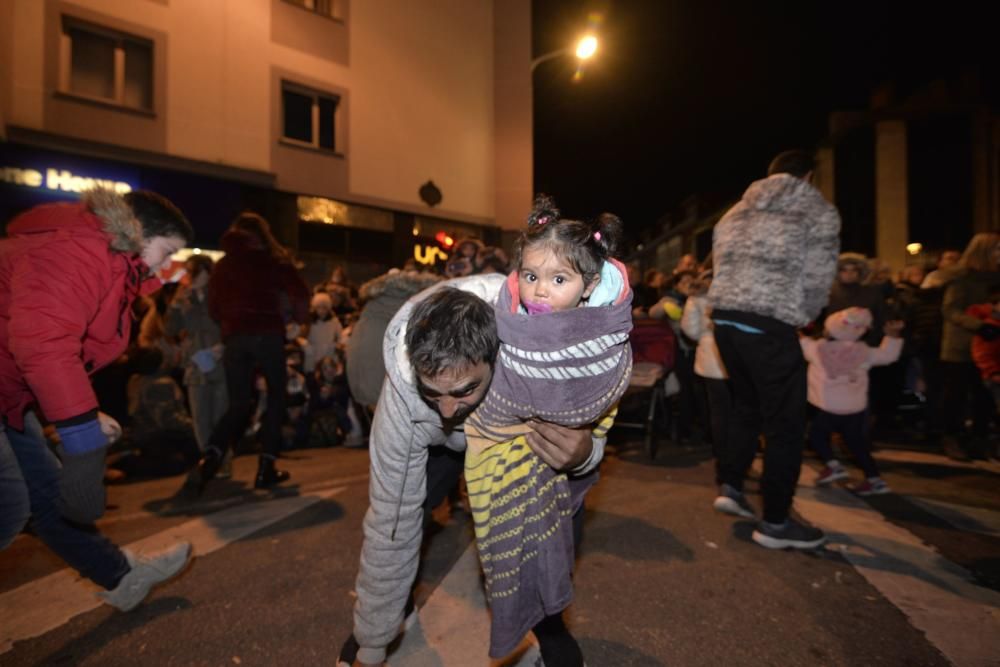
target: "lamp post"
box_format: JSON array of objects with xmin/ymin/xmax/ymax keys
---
[{"xmin": 530, "ymin": 34, "xmax": 598, "ymax": 73}]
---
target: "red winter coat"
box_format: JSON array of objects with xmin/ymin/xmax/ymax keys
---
[
  {"xmin": 208, "ymin": 229, "xmax": 310, "ymax": 340},
  {"xmin": 0, "ymin": 190, "xmax": 160, "ymax": 430}
]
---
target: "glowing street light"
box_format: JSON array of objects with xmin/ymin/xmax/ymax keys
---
[
  {"xmin": 575, "ymin": 35, "xmax": 598, "ymax": 60},
  {"xmin": 531, "ymin": 34, "xmax": 600, "ymax": 73}
]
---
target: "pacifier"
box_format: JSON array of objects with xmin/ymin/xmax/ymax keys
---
[{"xmin": 523, "ymin": 300, "xmax": 553, "ymax": 315}]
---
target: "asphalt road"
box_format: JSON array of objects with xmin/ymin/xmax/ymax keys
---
[{"xmin": 1, "ymin": 434, "xmax": 998, "ymax": 666}]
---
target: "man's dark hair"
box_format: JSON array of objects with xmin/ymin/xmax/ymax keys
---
[
  {"xmin": 124, "ymin": 190, "xmax": 194, "ymax": 244},
  {"xmin": 405, "ymin": 287, "xmax": 499, "ymax": 379},
  {"xmin": 767, "ymin": 150, "xmax": 816, "ymax": 179}
]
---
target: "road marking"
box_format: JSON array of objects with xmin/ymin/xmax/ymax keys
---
[
  {"xmin": 390, "ymin": 543, "xmax": 540, "ymax": 667},
  {"xmin": 793, "ymin": 466, "xmax": 1000, "ymax": 667},
  {"xmin": 0, "ymin": 487, "xmax": 345, "ymax": 654},
  {"xmin": 907, "ymin": 497, "xmax": 1000, "ymax": 539}
]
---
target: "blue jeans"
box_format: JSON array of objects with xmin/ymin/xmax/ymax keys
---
[
  {"xmin": 0, "ymin": 412, "xmax": 129, "ymax": 590},
  {"xmin": 0, "ymin": 429, "xmax": 30, "ymax": 550}
]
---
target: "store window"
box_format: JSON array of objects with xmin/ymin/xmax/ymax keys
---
[
  {"xmin": 282, "ymin": 82, "xmax": 340, "ymax": 152},
  {"xmin": 61, "ymin": 18, "xmax": 153, "ymax": 111},
  {"xmin": 283, "ymin": 0, "xmax": 344, "ymax": 21}
]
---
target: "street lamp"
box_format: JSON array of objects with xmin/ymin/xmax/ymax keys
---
[{"xmin": 530, "ymin": 34, "xmax": 599, "ymax": 73}]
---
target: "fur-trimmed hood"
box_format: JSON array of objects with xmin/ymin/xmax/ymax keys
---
[
  {"xmin": 6, "ymin": 188, "xmax": 143, "ymax": 255},
  {"xmin": 359, "ymin": 270, "xmax": 442, "ymax": 304}
]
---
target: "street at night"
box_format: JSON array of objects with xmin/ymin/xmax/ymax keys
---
[
  {"xmin": 2, "ymin": 432, "xmax": 998, "ymax": 666},
  {"xmin": 2, "ymin": 1, "xmax": 998, "ymax": 666}
]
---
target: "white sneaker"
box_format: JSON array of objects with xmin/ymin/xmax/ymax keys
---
[{"xmin": 99, "ymin": 542, "xmax": 192, "ymax": 611}]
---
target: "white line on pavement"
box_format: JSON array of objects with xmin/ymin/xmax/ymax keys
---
[
  {"xmin": 793, "ymin": 466, "xmax": 1000, "ymax": 667},
  {"xmin": 0, "ymin": 487, "xmax": 345, "ymax": 654},
  {"xmin": 389, "ymin": 543, "xmax": 540, "ymax": 667}
]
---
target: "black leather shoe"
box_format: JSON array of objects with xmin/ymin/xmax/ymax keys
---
[
  {"xmin": 182, "ymin": 448, "xmax": 222, "ymax": 497},
  {"xmin": 202, "ymin": 447, "xmax": 224, "ymax": 479},
  {"xmin": 255, "ymin": 456, "xmax": 290, "ymax": 489}
]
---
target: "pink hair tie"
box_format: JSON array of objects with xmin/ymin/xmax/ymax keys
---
[{"xmin": 594, "ymin": 231, "xmax": 602, "ymax": 241}]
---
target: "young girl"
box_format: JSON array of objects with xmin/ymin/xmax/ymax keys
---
[
  {"xmin": 464, "ymin": 196, "xmax": 633, "ymax": 666},
  {"xmin": 801, "ymin": 307, "xmax": 903, "ymax": 495}
]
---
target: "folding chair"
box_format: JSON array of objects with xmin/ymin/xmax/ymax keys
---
[{"xmin": 615, "ymin": 318, "xmax": 676, "ymax": 459}]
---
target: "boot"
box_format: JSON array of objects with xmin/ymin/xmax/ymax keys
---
[
  {"xmin": 254, "ymin": 454, "xmax": 290, "ymax": 489},
  {"xmin": 184, "ymin": 446, "xmax": 223, "ymax": 495}
]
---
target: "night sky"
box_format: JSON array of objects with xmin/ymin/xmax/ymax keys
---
[{"xmin": 532, "ymin": 0, "xmax": 996, "ymax": 245}]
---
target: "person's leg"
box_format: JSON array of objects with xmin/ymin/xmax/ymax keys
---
[
  {"xmin": 206, "ymin": 336, "xmax": 255, "ymax": 457},
  {"xmin": 808, "ymin": 410, "xmax": 837, "ymax": 463},
  {"xmin": 712, "ymin": 326, "xmax": 763, "ymax": 492},
  {"xmin": 0, "ymin": 428, "xmax": 31, "ymax": 550},
  {"xmin": 6, "ymin": 413, "xmax": 130, "ymax": 589},
  {"xmin": 255, "ymin": 334, "xmax": 288, "ymax": 459},
  {"xmin": 746, "ymin": 331, "xmax": 807, "ymax": 525},
  {"xmin": 424, "ymin": 445, "xmax": 464, "ymax": 515},
  {"xmin": 188, "ymin": 383, "xmax": 212, "ymax": 452},
  {"xmin": 839, "ymin": 411, "xmax": 880, "ymax": 479},
  {"xmin": 704, "ymin": 377, "xmax": 732, "ymax": 461},
  {"xmin": 532, "ymin": 612, "xmax": 584, "ymax": 667}
]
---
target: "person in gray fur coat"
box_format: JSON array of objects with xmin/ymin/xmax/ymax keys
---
[
  {"xmin": 708, "ymin": 149, "xmax": 841, "ymax": 551},
  {"xmin": 337, "ymin": 274, "xmax": 605, "ymax": 667}
]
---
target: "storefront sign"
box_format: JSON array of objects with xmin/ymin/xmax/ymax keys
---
[
  {"xmin": 414, "ymin": 244, "xmax": 448, "ymax": 266},
  {"xmin": 0, "ymin": 165, "xmax": 133, "ymax": 194}
]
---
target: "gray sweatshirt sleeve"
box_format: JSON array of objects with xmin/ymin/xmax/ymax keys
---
[
  {"xmin": 801, "ymin": 204, "xmax": 842, "ymax": 322},
  {"xmin": 352, "ymin": 379, "xmax": 430, "ymax": 665}
]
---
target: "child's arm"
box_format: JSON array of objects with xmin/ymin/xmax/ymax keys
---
[{"xmin": 869, "ymin": 322, "xmax": 904, "ymax": 366}]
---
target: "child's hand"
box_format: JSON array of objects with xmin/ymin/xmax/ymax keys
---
[{"xmin": 884, "ymin": 320, "xmax": 905, "ymax": 337}]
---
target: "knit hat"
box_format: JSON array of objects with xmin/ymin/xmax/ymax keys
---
[
  {"xmin": 824, "ymin": 307, "xmax": 872, "ymax": 342},
  {"xmin": 311, "ymin": 292, "xmax": 333, "ymax": 309}
]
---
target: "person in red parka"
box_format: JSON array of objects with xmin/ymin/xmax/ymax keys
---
[
  {"xmin": 190, "ymin": 212, "xmax": 310, "ymax": 491},
  {"xmin": 0, "ymin": 188, "xmax": 194, "ymax": 611}
]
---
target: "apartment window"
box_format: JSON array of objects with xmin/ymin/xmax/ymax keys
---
[
  {"xmin": 61, "ymin": 18, "xmax": 153, "ymax": 111},
  {"xmin": 282, "ymin": 82, "xmax": 340, "ymax": 152},
  {"xmin": 283, "ymin": 0, "xmax": 343, "ymax": 21}
]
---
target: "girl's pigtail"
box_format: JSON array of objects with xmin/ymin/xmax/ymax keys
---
[
  {"xmin": 593, "ymin": 212, "xmax": 623, "ymax": 259},
  {"xmin": 528, "ymin": 194, "xmax": 560, "ymax": 228}
]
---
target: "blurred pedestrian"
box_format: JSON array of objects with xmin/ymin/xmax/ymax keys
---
[
  {"xmin": 708, "ymin": 149, "xmax": 840, "ymax": 550},
  {"xmin": 191, "ymin": 212, "xmax": 311, "ymax": 491},
  {"xmin": 937, "ymin": 233, "xmax": 1000, "ymax": 460},
  {"xmin": 0, "ymin": 188, "xmax": 193, "ymax": 608},
  {"xmin": 165, "ymin": 255, "xmax": 228, "ymax": 465}
]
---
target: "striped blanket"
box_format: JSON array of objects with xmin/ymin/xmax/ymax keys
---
[{"xmin": 465, "ymin": 262, "xmax": 633, "ymax": 657}]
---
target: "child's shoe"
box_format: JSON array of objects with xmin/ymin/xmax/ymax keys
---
[
  {"xmin": 815, "ymin": 461, "xmax": 848, "ymax": 485},
  {"xmin": 852, "ymin": 477, "xmax": 891, "ymax": 496}
]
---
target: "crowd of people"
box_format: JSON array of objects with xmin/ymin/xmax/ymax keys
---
[{"xmin": 2, "ymin": 147, "xmax": 999, "ymax": 666}]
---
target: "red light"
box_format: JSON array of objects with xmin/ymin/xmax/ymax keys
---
[{"xmin": 435, "ymin": 231, "xmax": 454, "ymax": 248}]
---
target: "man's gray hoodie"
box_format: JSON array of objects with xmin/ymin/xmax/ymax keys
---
[
  {"xmin": 708, "ymin": 174, "xmax": 841, "ymax": 328},
  {"xmin": 351, "ymin": 273, "xmax": 605, "ymax": 665}
]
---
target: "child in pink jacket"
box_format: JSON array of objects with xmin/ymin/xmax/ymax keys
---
[{"xmin": 801, "ymin": 307, "xmax": 903, "ymax": 495}]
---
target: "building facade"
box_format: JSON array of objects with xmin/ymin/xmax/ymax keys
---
[{"xmin": 0, "ymin": 0, "xmax": 533, "ymax": 283}]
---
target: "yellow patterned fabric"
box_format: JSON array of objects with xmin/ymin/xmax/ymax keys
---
[{"xmin": 465, "ymin": 406, "xmax": 616, "ymax": 657}]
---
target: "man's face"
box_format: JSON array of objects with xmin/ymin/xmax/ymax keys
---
[
  {"xmin": 416, "ymin": 362, "xmax": 493, "ymax": 422},
  {"xmin": 141, "ymin": 235, "xmax": 186, "ymax": 274}
]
